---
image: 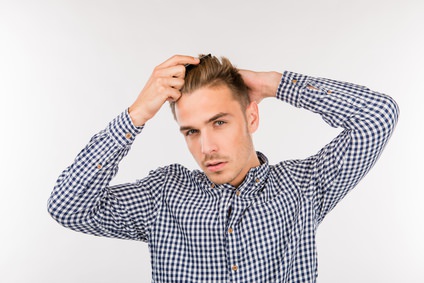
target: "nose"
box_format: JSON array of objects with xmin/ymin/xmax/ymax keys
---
[{"xmin": 200, "ymin": 130, "xmax": 218, "ymax": 155}]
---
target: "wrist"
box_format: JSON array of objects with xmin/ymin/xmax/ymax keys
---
[
  {"xmin": 264, "ymin": 71, "xmax": 283, "ymax": 98},
  {"xmin": 128, "ymin": 105, "xmax": 148, "ymax": 127}
]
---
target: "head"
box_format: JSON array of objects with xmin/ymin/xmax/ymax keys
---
[{"xmin": 171, "ymin": 54, "xmax": 260, "ymax": 187}]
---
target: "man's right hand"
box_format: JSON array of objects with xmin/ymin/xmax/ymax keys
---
[{"xmin": 128, "ymin": 55, "xmax": 200, "ymax": 126}]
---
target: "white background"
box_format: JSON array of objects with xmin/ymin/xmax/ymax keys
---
[{"xmin": 1, "ymin": 0, "xmax": 423, "ymax": 282}]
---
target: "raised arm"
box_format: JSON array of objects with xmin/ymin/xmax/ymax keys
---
[
  {"xmin": 48, "ymin": 55, "xmax": 199, "ymax": 240},
  {"xmin": 240, "ymin": 69, "xmax": 399, "ymax": 223}
]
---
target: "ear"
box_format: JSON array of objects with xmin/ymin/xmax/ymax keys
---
[{"xmin": 245, "ymin": 101, "xmax": 259, "ymax": 134}]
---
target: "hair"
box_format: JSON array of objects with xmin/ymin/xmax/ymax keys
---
[{"xmin": 170, "ymin": 54, "xmax": 250, "ymax": 119}]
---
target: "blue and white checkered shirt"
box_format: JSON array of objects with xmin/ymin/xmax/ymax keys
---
[{"xmin": 48, "ymin": 71, "xmax": 398, "ymax": 282}]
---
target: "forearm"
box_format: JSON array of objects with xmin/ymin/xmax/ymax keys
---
[
  {"xmin": 47, "ymin": 109, "xmax": 143, "ymax": 238},
  {"xmin": 276, "ymin": 71, "xmax": 399, "ymax": 132}
]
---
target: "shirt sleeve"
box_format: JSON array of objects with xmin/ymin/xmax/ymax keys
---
[
  {"xmin": 47, "ymin": 109, "xmax": 165, "ymax": 242},
  {"xmin": 276, "ymin": 71, "xmax": 399, "ymax": 224}
]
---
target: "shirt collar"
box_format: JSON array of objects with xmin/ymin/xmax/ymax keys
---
[{"xmin": 197, "ymin": 151, "xmax": 270, "ymax": 198}]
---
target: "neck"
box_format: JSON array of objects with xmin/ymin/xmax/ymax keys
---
[{"xmin": 230, "ymin": 151, "xmax": 261, "ymax": 188}]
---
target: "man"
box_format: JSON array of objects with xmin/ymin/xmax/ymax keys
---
[{"xmin": 48, "ymin": 54, "xmax": 399, "ymax": 282}]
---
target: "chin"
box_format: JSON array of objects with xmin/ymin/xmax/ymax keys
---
[{"xmin": 207, "ymin": 174, "xmax": 232, "ymax": 185}]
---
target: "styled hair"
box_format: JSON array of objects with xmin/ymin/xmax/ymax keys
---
[{"xmin": 170, "ymin": 54, "xmax": 250, "ymax": 119}]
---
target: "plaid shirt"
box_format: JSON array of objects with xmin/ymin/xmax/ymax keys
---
[{"xmin": 48, "ymin": 71, "xmax": 398, "ymax": 282}]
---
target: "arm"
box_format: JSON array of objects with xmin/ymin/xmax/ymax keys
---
[
  {"xmin": 240, "ymin": 69, "xmax": 399, "ymax": 223},
  {"xmin": 48, "ymin": 55, "xmax": 199, "ymax": 240}
]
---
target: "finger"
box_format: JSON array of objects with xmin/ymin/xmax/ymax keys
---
[
  {"xmin": 238, "ymin": 69, "xmax": 255, "ymax": 83},
  {"xmin": 168, "ymin": 77, "xmax": 185, "ymax": 90},
  {"xmin": 165, "ymin": 87, "xmax": 182, "ymax": 102},
  {"xmin": 155, "ymin": 76, "xmax": 184, "ymax": 91},
  {"xmin": 155, "ymin": 65, "xmax": 186, "ymax": 79},
  {"xmin": 157, "ymin": 54, "xmax": 200, "ymax": 69}
]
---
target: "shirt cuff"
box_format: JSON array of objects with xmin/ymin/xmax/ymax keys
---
[
  {"xmin": 107, "ymin": 109, "xmax": 144, "ymax": 148},
  {"xmin": 276, "ymin": 71, "xmax": 310, "ymax": 108}
]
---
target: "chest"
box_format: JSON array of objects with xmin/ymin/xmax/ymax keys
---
[
  {"xmin": 152, "ymin": 177, "xmax": 312, "ymax": 254},
  {"xmin": 148, "ymin": 176, "xmax": 317, "ymax": 282}
]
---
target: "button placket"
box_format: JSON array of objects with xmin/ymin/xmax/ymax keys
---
[
  {"xmin": 226, "ymin": 187, "xmax": 251, "ymax": 279},
  {"xmin": 227, "ymin": 229, "xmax": 238, "ymax": 274},
  {"xmin": 225, "ymin": 188, "xmax": 240, "ymax": 279}
]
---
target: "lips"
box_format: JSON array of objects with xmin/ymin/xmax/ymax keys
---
[{"xmin": 205, "ymin": 161, "xmax": 227, "ymax": 172}]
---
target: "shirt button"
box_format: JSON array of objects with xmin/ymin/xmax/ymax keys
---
[
  {"xmin": 327, "ymin": 90, "xmax": 332, "ymax": 94},
  {"xmin": 211, "ymin": 183, "xmax": 215, "ymax": 188},
  {"xmin": 228, "ymin": 227, "xmax": 233, "ymax": 234},
  {"xmin": 125, "ymin": 133, "xmax": 132, "ymax": 139},
  {"xmin": 255, "ymin": 178, "xmax": 260, "ymax": 183},
  {"xmin": 235, "ymin": 190, "xmax": 241, "ymax": 196},
  {"xmin": 291, "ymin": 79, "xmax": 298, "ymax": 84},
  {"xmin": 96, "ymin": 164, "xmax": 102, "ymax": 169},
  {"xmin": 232, "ymin": 265, "xmax": 238, "ymax": 271}
]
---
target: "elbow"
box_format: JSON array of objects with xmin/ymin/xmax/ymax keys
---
[
  {"xmin": 359, "ymin": 92, "xmax": 399, "ymax": 144},
  {"xmin": 382, "ymin": 94, "xmax": 400, "ymax": 134},
  {"xmin": 47, "ymin": 195, "xmax": 69, "ymax": 227},
  {"xmin": 47, "ymin": 196, "xmax": 61, "ymax": 224}
]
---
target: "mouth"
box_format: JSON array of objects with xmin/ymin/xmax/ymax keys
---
[{"xmin": 205, "ymin": 161, "xmax": 227, "ymax": 172}]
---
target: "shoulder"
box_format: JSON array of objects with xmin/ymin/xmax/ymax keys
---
[
  {"xmin": 162, "ymin": 163, "xmax": 201, "ymax": 178},
  {"xmin": 159, "ymin": 164, "xmax": 209, "ymax": 201},
  {"xmin": 145, "ymin": 163, "xmax": 204, "ymax": 189},
  {"xmin": 270, "ymin": 160, "xmax": 301, "ymax": 183},
  {"xmin": 270, "ymin": 158, "xmax": 317, "ymax": 192}
]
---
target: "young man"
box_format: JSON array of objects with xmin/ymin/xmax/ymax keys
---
[{"xmin": 48, "ymin": 54, "xmax": 399, "ymax": 282}]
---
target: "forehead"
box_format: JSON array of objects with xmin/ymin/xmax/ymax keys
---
[{"xmin": 175, "ymin": 85, "xmax": 242, "ymax": 124}]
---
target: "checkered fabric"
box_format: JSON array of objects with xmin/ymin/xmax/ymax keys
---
[{"xmin": 48, "ymin": 71, "xmax": 399, "ymax": 282}]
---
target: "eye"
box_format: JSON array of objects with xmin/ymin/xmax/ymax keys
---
[
  {"xmin": 185, "ymin": 129, "xmax": 198, "ymax": 136},
  {"xmin": 214, "ymin": 120, "xmax": 226, "ymax": 126}
]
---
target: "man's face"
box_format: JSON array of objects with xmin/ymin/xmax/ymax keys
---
[{"xmin": 175, "ymin": 84, "xmax": 260, "ymax": 187}]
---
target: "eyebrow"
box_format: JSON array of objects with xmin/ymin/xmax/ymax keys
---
[{"xmin": 179, "ymin": 112, "xmax": 230, "ymax": 132}]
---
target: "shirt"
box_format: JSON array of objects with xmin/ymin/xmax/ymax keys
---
[{"xmin": 48, "ymin": 71, "xmax": 399, "ymax": 282}]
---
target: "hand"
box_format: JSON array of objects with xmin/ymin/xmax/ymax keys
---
[
  {"xmin": 129, "ymin": 55, "xmax": 200, "ymax": 126},
  {"xmin": 238, "ymin": 69, "xmax": 282, "ymax": 104}
]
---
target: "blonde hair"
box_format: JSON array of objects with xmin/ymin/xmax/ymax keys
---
[{"xmin": 170, "ymin": 54, "xmax": 249, "ymax": 119}]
